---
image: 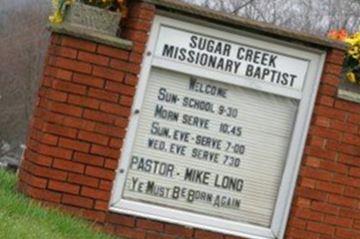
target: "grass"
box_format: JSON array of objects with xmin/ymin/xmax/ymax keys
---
[{"xmin": 0, "ymin": 169, "xmax": 116, "ymax": 239}]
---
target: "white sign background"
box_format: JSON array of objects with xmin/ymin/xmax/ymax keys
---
[
  {"xmin": 110, "ymin": 15, "xmax": 326, "ymax": 239},
  {"xmin": 122, "ymin": 68, "xmax": 298, "ymax": 226}
]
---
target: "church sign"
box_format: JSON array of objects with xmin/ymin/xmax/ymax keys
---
[{"xmin": 111, "ymin": 15, "xmax": 326, "ymax": 239}]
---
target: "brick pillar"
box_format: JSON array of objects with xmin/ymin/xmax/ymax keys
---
[
  {"xmin": 285, "ymin": 49, "xmax": 360, "ymax": 239},
  {"xmin": 18, "ymin": 0, "xmax": 156, "ymax": 227}
]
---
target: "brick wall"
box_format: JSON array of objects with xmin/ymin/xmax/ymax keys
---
[{"xmin": 18, "ymin": 1, "xmax": 360, "ymax": 239}]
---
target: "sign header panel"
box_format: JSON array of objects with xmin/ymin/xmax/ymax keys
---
[{"xmin": 154, "ymin": 26, "xmax": 309, "ymax": 92}]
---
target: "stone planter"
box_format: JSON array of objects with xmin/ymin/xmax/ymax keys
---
[
  {"xmin": 63, "ymin": 1, "xmax": 121, "ymax": 36},
  {"xmin": 49, "ymin": 1, "xmax": 132, "ymax": 50}
]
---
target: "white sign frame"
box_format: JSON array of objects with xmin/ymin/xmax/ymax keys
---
[{"xmin": 110, "ymin": 15, "xmax": 326, "ymax": 239}]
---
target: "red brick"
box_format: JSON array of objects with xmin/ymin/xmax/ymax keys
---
[
  {"xmin": 297, "ymin": 187, "xmax": 328, "ymax": 201},
  {"xmin": 305, "ymin": 146, "xmax": 337, "ymax": 160},
  {"xmin": 287, "ymin": 228, "xmax": 319, "ymax": 239},
  {"xmin": 128, "ymin": 5, "xmax": 155, "ymax": 21},
  {"xmin": 81, "ymin": 209, "xmax": 106, "ymax": 223},
  {"xmin": 49, "ymin": 46, "xmax": 77, "ymax": 59},
  {"xmin": 331, "ymin": 120, "xmax": 358, "ymax": 133},
  {"xmin": 307, "ymin": 221, "xmax": 335, "ymax": 235},
  {"xmin": 49, "ymin": 56, "xmax": 92, "ymax": 74},
  {"xmin": 106, "ymin": 213, "xmax": 136, "ymax": 227},
  {"xmin": 62, "ymin": 36, "xmax": 97, "ymax": 52},
  {"xmin": 120, "ymin": 95, "xmax": 133, "ymax": 106},
  {"xmin": 99, "ymin": 180, "xmax": 112, "ymax": 191},
  {"xmin": 19, "ymin": 170, "xmax": 48, "ymax": 189},
  {"xmin": 137, "ymin": 219, "xmax": 164, "ymax": 232},
  {"xmin": 349, "ymin": 167, "xmax": 360, "ymax": 177},
  {"xmin": 94, "ymin": 123, "xmax": 126, "ymax": 138},
  {"xmin": 73, "ymin": 73, "xmax": 105, "ymax": 88},
  {"xmin": 52, "ymin": 158, "xmax": 84, "ymax": 174},
  {"xmin": 332, "ymin": 173, "xmax": 360, "ymax": 188},
  {"xmin": 319, "ymin": 161, "xmax": 348, "ymax": 174},
  {"xmin": 24, "ymin": 149, "xmax": 53, "ymax": 167},
  {"xmin": 48, "ymin": 180, "xmax": 80, "ymax": 194},
  {"xmin": 311, "ymin": 202, "xmax": 339, "ymax": 215},
  {"xmin": 317, "ymin": 95, "xmax": 334, "ymax": 107},
  {"xmin": 348, "ymin": 113, "xmax": 360, "ymax": 125},
  {"xmin": 105, "ymin": 81, "xmax": 136, "ymax": 95},
  {"xmin": 318, "ymin": 84, "xmax": 337, "ymax": 96},
  {"xmin": 324, "ymin": 215, "xmax": 353, "ymax": 227},
  {"xmin": 42, "ymin": 88, "xmax": 68, "ymax": 102},
  {"xmin": 335, "ymin": 100, "xmax": 360, "ymax": 114},
  {"xmin": 126, "ymin": 19, "xmax": 152, "ymax": 32},
  {"xmin": 97, "ymin": 45, "xmax": 129, "ymax": 60},
  {"xmin": 85, "ymin": 165, "xmax": 115, "ymax": 180},
  {"xmin": 59, "ymin": 137, "xmax": 90, "ymax": 153},
  {"xmin": 343, "ymin": 133, "xmax": 360, "ymax": 146},
  {"xmin": 194, "ymin": 229, "xmax": 223, "ymax": 239},
  {"xmin": 51, "ymin": 79, "xmax": 87, "ymax": 95},
  {"xmin": 93, "ymin": 65, "xmax": 124, "ymax": 82},
  {"xmin": 94, "ymin": 200, "xmax": 108, "ymax": 211},
  {"xmin": 22, "ymin": 160, "xmax": 67, "ymax": 181},
  {"xmin": 68, "ymin": 173, "xmax": 99, "ymax": 188},
  {"xmin": 83, "ymin": 109, "xmax": 117, "ymax": 124},
  {"xmin": 309, "ymin": 126, "xmax": 342, "ymax": 141},
  {"xmin": 88, "ymin": 88, "xmax": 119, "ymax": 102},
  {"xmin": 114, "ymin": 225, "xmax": 146, "ymax": 239},
  {"xmin": 30, "ymin": 128, "xmax": 58, "ymax": 146},
  {"xmin": 338, "ymin": 154, "xmax": 360, "ymax": 167},
  {"xmin": 68, "ymin": 94, "xmax": 101, "ymax": 109},
  {"xmin": 110, "ymin": 59, "xmax": 140, "ymax": 74},
  {"xmin": 321, "ymin": 73, "xmax": 341, "ymax": 86},
  {"xmin": 42, "ymin": 121, "xmax": 77, "ymax": 139},
  {"xmin": 109, "ymin": 138, "xmax": 123, "ymax": 149},
  {"xmin": 26, "ymin": 186, "xmax": 62, "ymax": 203},
  {"xmin": 300, "ymin": 166, "xmax": 333, "ymax": 181},
  {"xmin": 325, "ymin": 49, "xmax": 345, "ymax": 65},
  {"xmin": 335, "ymin": 228, "xmax": 360, "ymax": 239},
  {"xmin": 323, "ymin": 63, "xmax": 342, "ymax": 76},
  {"xmin": 81, "ymin": 186, "xmax": 110, "ymax": 200},
  {"xmin": 74, "ymin": 152, "xmax": 104, "ymax": 166},
  {"xmin": 99, "ymin": 102, "xmax": 131, "ymax": 116},
  {"xmin": 312, "ymin": 115, "xmax": 331, "ymax": 128},
  {"xmin": 124, "ymin": 74, "xmax": 138, "ymax": 86},
  {"xmin": 78, "ymin": 131, "xmax": 109, "ymax": 146},
  {"xmin": 44, "ymin": 66, "xmax": 73, "ymax": 81},
  {"xmin": 29, "ymin": 140, "xmax": 73, "ymax": 160},
  {"xmin": 78, "ymin": 51, "xmax": 109, "ymax": 66},
  {"xmin": 328, "ymin": 194, "xmax": 357, "ymax": 208},
  {"xmin": 90, "ymin": 144, "xmax": 120, "ymax": 159},
  {"xmin": 62, "ymin": 194, "xmax": 94, "ymax": 209},
  {"xmin": 164, "ymin": 224, "xmax": 193, "ymax": 238},
  {"xmin": 40, "ymin": 99, "xmax": 83, "ymax": 117},
  {"xmin": 316, "ymin": 181, "xmax": 343, "ymax": 194},
  {"xmin": 344, "ymin": 186, "xmax": 360, "ymax": 199},
  {"xmin": 339, "ymin": 144, "xmax": 360, "ymax": 156},
  {"xmin": 339, "ymin": 208, "xmax": 360, "ymax": 220}
]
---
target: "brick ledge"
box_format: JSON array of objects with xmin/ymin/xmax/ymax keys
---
[{"xmin": 48, "ymin": 24, "xmax": 133, "ymax": 50}]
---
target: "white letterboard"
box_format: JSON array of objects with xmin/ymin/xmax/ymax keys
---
[
  {"xmin": 110, "ymin": 15, "xmax": 325, "ymax": 239},
  {"xmin": 122, "ymin": 67, "xmax": 298, "ymax": 227}
]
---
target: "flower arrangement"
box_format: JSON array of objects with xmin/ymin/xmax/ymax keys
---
[
  {"xmin": 328, "ymin": 29, "xmax": 360, "ymax": 85},
  {"xmin": 49, "ymin": 0, "xmax": 127, "ymax": 24}
]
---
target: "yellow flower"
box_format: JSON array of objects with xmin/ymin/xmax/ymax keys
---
[
  {"xmin": 345, "ymin": 32, "xmax": 360, "ymax": 46},
  {"xmin": 49, "ymin": 10, "xmax": 64, "ymax": 24},
  {"xmin": 348, "ymin": 45, "xmax": 360, "ymax": 59},
  {"xmin": 346, "ymin": 72, "xmax": 357, "ymax": 84}
]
